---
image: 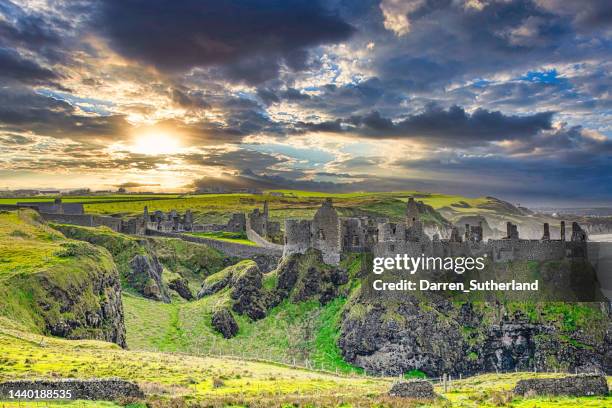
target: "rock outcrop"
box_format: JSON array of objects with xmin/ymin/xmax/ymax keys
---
[
  {"xmin": 129, "ymin": 254, "xmax": 170, "ymax": 302},
  {"xmin": 274, "ymin": 248, "xmax": 348, "ymax": 306},
  {"xmin": 514, "ymin": 374, "xmax": 608, "ymax": 397},
  {"xmin": 231, "ymin": 262, "xmax": 267, "ymax": 320},
  {"xmin": 37, "ymin": 242, "xmax": 127, "ymax": 348},
  {"xmin": 168, "ymin": 277, "xmax": 193, "ymax": 300},
  {"xmin": 388, "ymin": 380, "xmax": 435, "ymax": 399},
  {"xmin": 211, "ymin": 309, "xmax": 239, "ymax": 338},
  {"xmin": 339, "ymin": 293, "xmax": 610, "ymax": 377}
]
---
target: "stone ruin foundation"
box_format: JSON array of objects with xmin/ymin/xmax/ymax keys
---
[{"xmin": 513, "ymin": 374, "xmax": 608, "ymax": 397}]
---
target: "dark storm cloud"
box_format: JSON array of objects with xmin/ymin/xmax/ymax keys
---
[
  {"xmin": 295, "ymin": 105, "xmax": 554, "ymax": 145},
  {"xmin": 179, "ymin": 149, "xmax": 288, "ymax": 173},
  {"xmin": 0, "ymin": 87, "xmax": 126, "ymax": 140},
  {"xmin": 190, "ymin": 170, "xmax": 354, "ymax": 193},
  {"xmin": 91, "ymin": 0, "xmax": 354, "ymax": 83},
  {"xmin": 373, "ymin": 0, "xmax": 573, "ymax": 87},
  {"xmin": 170, "ymin": 88, "xmax": 211, "ymax": 110},
  {"xmin": 0, "ymin": 1, "xmax": 62, "ymax": 50},
  {"xmin": 0, "ymin": 48, "xmax": 60, "ymax": 86}
]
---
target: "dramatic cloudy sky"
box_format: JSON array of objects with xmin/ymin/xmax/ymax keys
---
[{"xmin": 0, "ymin": 0, "xmax": 610, "ymax": 205}]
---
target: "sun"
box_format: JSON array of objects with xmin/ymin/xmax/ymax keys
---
[{"xmin": 131, "ymin": 132, "xmax": 182, "ymax": 155}]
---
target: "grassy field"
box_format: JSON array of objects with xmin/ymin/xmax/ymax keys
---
[
  {"xmin": 2, "ymin": 190, "xmax": 554, "ymax": 231},
  {"xmin": 121, "ymin": 254, "xmax": 365, "ymax": 374},
  {"xmin": 187, "ymin": 231, "xmax": 257, "ymax": 246},
  {"xmin": 0, "ymin": 317, "xmax": 610, "ymax": 407}
]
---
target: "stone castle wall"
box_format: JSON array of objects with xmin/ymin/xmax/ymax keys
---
[
  {"xmin": 246, "ymin": 225, "xmax": 284, "ymax": 251},
  {"xmin": 311, "ymin": 199, "xmax": 341, "ymax": 265},
  {"xmin": 146, "ymin": 229, "xmax": 283, "ymax": 257},
  {"xmin": 284, "ymin": 219, "xmax": 312, "ymax": 257},
  {"xmin": 41, "ymin": 213, "xmax": 122, "ymax": 232}
]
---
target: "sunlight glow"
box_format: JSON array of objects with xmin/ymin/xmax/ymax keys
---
[{"xmin": 131, "ymin": 132, "xmax": 182, "ymax": 155}]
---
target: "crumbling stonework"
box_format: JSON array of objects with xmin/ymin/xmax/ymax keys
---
[
  {"xmin": 514, "ymin": 374, "xmax": 608, "ymax": 397},
  {"xmin": 0, "ymin": 379, "xmax": 144, "ymax": 401},
  {"xmin": 388, "ymin": 380, "xmax": 435, "ymax": 399},
  {"xmin": 247, "ymin": 202, "xmax": 281, "ymax": 242},
  {"xmin": 283, "ymin": 197, "xmax": 588, "ymax": 266},
  {"xmin": 311, "ymin": 198, "xmax": 341, "ymax": 265}
]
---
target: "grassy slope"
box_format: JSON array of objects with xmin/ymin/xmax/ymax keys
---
[
  {"xmin": 0, "ymin": 210, "xmax": 118, "ymax": 337},
  {"xmin": 0, "ymin": 318, "xmax": 609, "ymax": 407},
  {"xmin": 187, "ymin": 230, "xmax": 257, "ymax": 246},
  {"xmin": 3, "ymin": 190, "xmax": 558, "ymax": 231},
  {"xmin": 124, "ymin": 255, "xmax": 364, "ymax": 374},
  {"xmin": 53, "ymin": 224, "xmax": 227, "ymax": 293}
]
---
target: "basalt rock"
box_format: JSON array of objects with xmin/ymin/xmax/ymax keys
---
[
  {"xmin": 514, "ymin": 374, "xmax": 608, "ymax": 397},
  {"xmin": 274, "ymin": 249, "xmax": 348, "ymax": 305},
  {"xmin": 35, "ymin": 243, "xmax": 127, "ymax": 348},
  {"xmin": 338, "ymin": 293, "xmax": 610, "ymax": 377},
  {"xmin": 388, "ymin": 380, "xmax": 435, "ymax": 399},
  {"xmin": 129, "ymin": 254, "xmax": 170, "ymax": 303},
  {"xmin": 211, "ymin": 308, "xmax": 239, "ymax": 338},
  {"xmin": 230, "ymin": 262, "xmax": 267, "ymax": 320},
  {"xmin": 168, "ymin": 277, "xmax": 193, "ymax": 300}
]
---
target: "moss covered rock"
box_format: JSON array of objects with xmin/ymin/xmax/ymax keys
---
[{"xmin": 0, "ymin": 210, "xmax": 126, "ymax": 347}]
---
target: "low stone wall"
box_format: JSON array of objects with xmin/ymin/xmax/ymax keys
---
[
  {"xmin": 514, "ymin": 374, "xmax": 609, "ymax": 397},
  {"xmin": 41, "ymin": 213, "xmax": 122, "ymax": 232},
  {"xmin": 246, "ymin": 226, "xmax": 284, "ymax": 251},
  {"xmin": 0, "ymin": 378, "xmax": 144, "ymax": 401},
  {"xmin": 388, "ymin": 380, "xmax": 435, "ymax": 399},
  {"xmin": 145, "ymin": 229, "xmax": 283, "ymax": 258}
]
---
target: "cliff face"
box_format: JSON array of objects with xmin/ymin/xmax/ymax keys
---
[
  {"xmin": 53, "ymin": 224, "xmax": 228, "ymax": 302},
  {"xmin": 0, "ymin": 210, "xmax": 126, "ymax": 347},
  {"xmin": 338, "ymin": 292, "xmax": 609, "ymax": 376},
  {"xmin": 35, "ymin": 242, "xmax": 126, "ymax": 346}
]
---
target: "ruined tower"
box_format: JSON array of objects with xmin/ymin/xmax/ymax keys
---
[
  {"xmin": 54, "ymin": 198, "xmax": 64, "ymax": 214},
  {"xmin": 311, "ymin": 198, "xmax": 341, "ymax": 265},
  {"xmin": 560, "ymin": 221, "xmax": 566, "ymax": 241},
  {"xmin": 571, "ymin": 222, "xmax": 587, "ymax": 242},
  {"xmin": 505, "ymin": 222, "xmax": 519, "ymax": 240},
  {"xmin": 405, "ymin": 197, "xmax": 419, "ymax": 228},
  {"xmin": 542, "ymin": 223, "xmax": 550, "ymax": 240}
]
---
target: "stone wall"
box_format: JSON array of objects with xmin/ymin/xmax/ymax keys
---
[
  {"xmin": 41, "ymin": 213, "xmax": 122, "ymax": 232},
  {"xmin": 0, "ymin": 379, "xmax": 144, "ymax": 401},
  {"xmin": 284, "ymin": 219, "xmax": 312, "ymax": 257},
  {"xmin": 311, "ymin": 198, "xmax": 341, "ymax": 265},
  {"xmin": 246, "ymin": 225, "xmax": 284, "ymax": 251},
  {"xmin": 514, "ymin": 374, "xmax": 608, "ymax": 397},
  {"xmin": 145, "ymin": 229, "xmax": 283, "ymax": 258}
]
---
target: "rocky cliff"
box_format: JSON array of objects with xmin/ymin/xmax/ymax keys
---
[
  {"xmin": 0, "ymin": 210, "xmax": 126, "ymax": 347},
  {"xmin": 338, "ymin": 291, "xmax": 609, "ymax": 376},
  {"xmin": 53, "ymin": 224, "xmax": 228, "ymax": 301}
]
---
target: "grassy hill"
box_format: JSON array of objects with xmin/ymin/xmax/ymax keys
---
[
  {"xmin": 0, "ymin": 210, "xmax": 125, "ymax": 345},
  {"xmin": 2, "ymin": 190, "xmax": 561, "ymax": 238},
  {"xmin": 0, "ymin": 317, "xmax": 610, "ymax": 407}
]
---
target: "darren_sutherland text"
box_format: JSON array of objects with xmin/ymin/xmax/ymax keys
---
[{"xmin": 371, "ymin": 254, "xmax": 539, "ymax": 293}]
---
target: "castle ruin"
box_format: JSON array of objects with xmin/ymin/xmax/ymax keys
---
[{"xmin": 284, "ymin": 197, "xmax": 588, "ymax": 266}]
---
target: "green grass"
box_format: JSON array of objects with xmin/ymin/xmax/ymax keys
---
[
  {"xmin": 188, "ymin": 231, "xmax": 257, "ymax": 246},
  {"xmin": 0, "ymin": 210, "xmax": 120, "ymax": 336},
  {"xmin": 1, "ymin": 320, "xmax": 610, "ymax": 407}
]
